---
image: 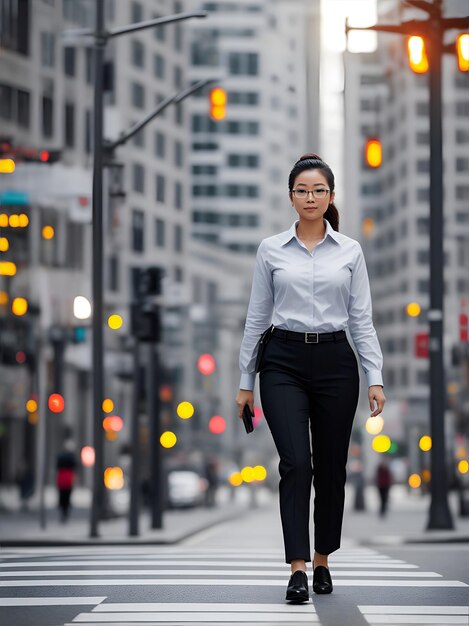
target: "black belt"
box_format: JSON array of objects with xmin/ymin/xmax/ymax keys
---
[{"xmin": 272, "ymin": 328, "xmax": 346, "ymax": 344}]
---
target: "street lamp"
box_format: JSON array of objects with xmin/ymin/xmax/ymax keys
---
[{"xmin": 346, "ymin": 0, "xmax": 468, "ymax": 531}]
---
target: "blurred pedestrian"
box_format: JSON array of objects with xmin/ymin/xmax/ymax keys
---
[
  {"xmin": 16, "ymin": 463, "xmax": 34, "ymax": 510},
  {"xmin": 236, "ymin": 154, "xmax": 386, "ymax": 601},
  {"xmin": 56, "ymin": 440, "xmax": 77, "ymax": 522},
  {"xmin": 376, "ymin": 459, "xmax": 392, "ymax": 517},
  {"xmin": 203, "ymin": 457, "xmax": 218, "ymax": 508}
]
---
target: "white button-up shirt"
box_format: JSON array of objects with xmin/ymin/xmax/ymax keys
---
[{"xmin": 239, "ymin": 218, "xmax": 384, "ymax": 391}]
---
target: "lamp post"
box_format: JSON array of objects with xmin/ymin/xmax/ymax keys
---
[
  {"xmin": 346, "ymin": 0, "xmax": 468, "ymax": 530},
  {"xmin": 65, "ymin": 1, "xmax": 209, "ymax": 538}
]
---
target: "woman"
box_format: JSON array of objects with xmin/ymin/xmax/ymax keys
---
[{"xmin": 236, "ymin": 154, "xmax": 385, "ymax": 602}]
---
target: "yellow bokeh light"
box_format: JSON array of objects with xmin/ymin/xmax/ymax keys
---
[
  {"xmin": 365, "ymin": 415, "xmax": 384, "ymax": 435},
  {"xmin": 406, "ymin": 302, "xmax": 421, "ymax": 317},
  {"xmin": 0, "ymin": 214, "xmax": 8, "ymax": 227},
  {"xmin": 372, "ymin": 434, "xmax": 391, "ymax": 453},
  {"xmin": 421, "ymin": 469, "xmax": 431, "ymax": 483},
  {"xmin": 0, "ymin": 261, "xmax": 17, "ymax": 276},
  {"xmin": 9, "ymin": 214, "xmax": 19, "ymax": 228},
  {"xmin": 0, "ymin": 158, "xmax": 15, "ymax": 173},
  {"xmin": 456, "ymin": 446, "xmax": 467, "ymax": 460},
  {"xmin": 160, "ymin": 431, "xmax": 177, "ymax": 448},
  {"xmin": 458, "ymin": 460, "xmax": 469, "ymax": 475},
  {"xmin": 408, "ymin": 473, "xmax": 422, "ymax": 489},
  {"xmin": 177, "ymin": 401, "xmax": 195, "ymax": 419},
  {"xmin": 102, "ymin": 398, "xmax": 114, "ymax": 413},
  {"xmin": 12, "ymin": 297, "xmax": 28, "ymax": 316},
  {"xmin": 253, "ymin": 465, "xmax": 267, "ymax": 481},
  {"xmin": 18, "ymin": 214, "xmax": 29, "ymax": 227},
  {"xmin": 26, "ymin": 399, "xmax": 38, "ymax": 413},
  {"xmin": 105, "ymin": 431, "xmax": 118, "ymax": 442},
  {"xmin": 108, "ymin": 314, "xmax": 123, "ymax": 330},
  {"xmin": 419, "ymin": 435, "xmax": 432, "ymax": 452},
  {"xmin": 228, "ymin": 472, "xmax": 243, "ymax": 487},
  {"xmin": 42, "ymin": 225, "xmax": 55, "ymax": 240},
  {"xmin": 28, "ymin": 412, "xmax": 39, "ymax": 425},
  {"xmin": 103, "ymin": 466, "xmax": 124, "ymax": 490},
  {"xmin": 0, "ymin": 237, "xmax": 9, "ymax": 252},
  {"xmin": 0, "ymin": 291, "xmax": 8, "ymax": 305},
  {"xmin": 407, "ymin": 35, "xmax": 429, "ymax": 73},
  {"xmin": 241, "ymin": 466, "xmax": 254, "ymax": 483}
]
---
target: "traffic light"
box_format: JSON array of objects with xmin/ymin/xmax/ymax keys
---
[
  {"xmin": 407, "ymin": 35, "xmax": 429, "ymax": 73},
  {"xmin": 364, "ymin": 138, "xmax": 382, "ymax": 168},
  {"xmin": 456, "ymin": 33, "xmax": 469, "ymax": 72},
  {"xmin": 130, "ymin": 302, "xmax": 161, "ymax": 342},
  {"xmin": 0, "ymin": 140, "xmax": 61, "ymax": 164},
  {"xmin": 209, "ymin": 87, "xmax": 227, "ymax": 121},
  {"xmin": 138, "ymin": 266, "xmax": 164, "ymax": 297}
]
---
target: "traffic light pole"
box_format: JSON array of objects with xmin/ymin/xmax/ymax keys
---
[{"xmin": 148, "ymin": 344, "xmax": 163, "ymax": 529}]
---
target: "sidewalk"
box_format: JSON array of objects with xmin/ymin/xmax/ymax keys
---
[
  {"xmin": 342, "ymin": 483, "xmax": 469, "ymax": 546},
  {"xmin": 0, "ymin": 485, "xmax": 264, "ymax": 547}
]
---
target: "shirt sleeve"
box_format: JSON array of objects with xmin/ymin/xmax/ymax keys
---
[
  {"xmin": 348, "ymin": 243, "xmax": 384, "ymax": 388},
  {"xmin": 239, "ymin": 240, "xmax": 274, "ymax": 390}
]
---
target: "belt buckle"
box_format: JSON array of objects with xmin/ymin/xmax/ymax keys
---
[{"xmin": 305, "ymin": 332, "xmax": 319, "ymax": 344}]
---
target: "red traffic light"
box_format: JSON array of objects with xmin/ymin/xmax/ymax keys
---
[{"xmin": 48, "ymin": 393, "xmax": 65, "ymax": 413}]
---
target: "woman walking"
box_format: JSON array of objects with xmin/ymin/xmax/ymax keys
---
[{"xmin": 236, "ymin": 154, "xmax": 385, "ymax": 602}]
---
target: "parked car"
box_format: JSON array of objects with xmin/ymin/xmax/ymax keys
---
[{"xmin": 167, "ymin": 470, "xmax": 208, "ymax": 508}]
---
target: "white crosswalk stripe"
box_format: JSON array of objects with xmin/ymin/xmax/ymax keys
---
[{"xmin": 0, "ymin": 547, "xmax": 467, "ymax": 625}]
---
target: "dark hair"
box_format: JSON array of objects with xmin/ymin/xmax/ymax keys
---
[{"xmin": 288, "ymin": 153, "xmax": 339, "ymax": 231}]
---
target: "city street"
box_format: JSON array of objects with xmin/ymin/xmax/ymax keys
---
[{"xmin": 1, "ymin": 489, "xmax": 468, "ymax": 626}]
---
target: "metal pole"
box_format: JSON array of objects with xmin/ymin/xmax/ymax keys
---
[
  {"xmin": 129, "ymin": 338, "xmax": 141, "ymax": 536},
  {"xmin": 426, "ymin": 2, "xmax": 453, "ymax": 530},
  {"xmin": 90, "ymin": 0, "xmax": 105, "ymax": 538},
  {"xmin": 37, "ymin": 337, "xmax": 47, "ymax": 529},
  {"xmin": 148, "ymin": 343, "xmax": 163, "ymax": 528}
]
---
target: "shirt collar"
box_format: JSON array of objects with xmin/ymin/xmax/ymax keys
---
[{"xmin": 280, "ymin": 218, "xmax": 341, "ymax": 247}]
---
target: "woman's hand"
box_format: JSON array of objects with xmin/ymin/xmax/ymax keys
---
[
  {"xmin": 235, "ymin": 389, "xmax": 254, "ymax": 418},
  {"xmin": 368, "ymin": 385, "xmax": 386, "ymax": 417}
]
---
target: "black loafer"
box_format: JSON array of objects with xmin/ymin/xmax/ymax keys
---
[
  {"xmin": 286, "ymin": 570, "xmax": 309, "ymax": 603},
  {"xmin": 313, "ymin": 565, "xmax": 333, "ymax": 594}
]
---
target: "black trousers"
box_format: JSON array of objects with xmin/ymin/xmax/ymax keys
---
[{"xmin": 259, "ymin": 332, "xmax": 359, "ymax": 563}]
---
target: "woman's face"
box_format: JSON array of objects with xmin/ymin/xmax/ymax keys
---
[{"xmin": 290, "ymin": 169, "xmax": 335, "ymax": 224}]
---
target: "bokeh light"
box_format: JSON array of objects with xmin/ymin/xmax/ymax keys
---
[
  {"xmin": 18, "ymin": 214, "xmax": 29, "ymax": 227},
  {"xmin": 160, "ymin": 385, "xmax": 173, "ymax": 402},
  {"xmin": 365, "ymin": 415, "xmax": 384, "ymax": 435},
  {"xmin": 0, "ymin": 291, "xmax": 8, "ymax": 305},
  {"xmin": 102, "ymin": 415, "xmax": 124, "ymax": 433},
  {"xmin": 81, "ymin": 446, "xmax": 95, "ymax": 467},
  {"xmin": 228, "ymin": 472, "xmax": 243, "ymax": 487},
  {"xmin": 48, "ymin": 393, "xmax": 65, "ymax": 413},
  {"xmin": 74, "ymin": 296, "xmax": 91, "ymax": 320},
  {"xmin": 108, "ymin": 314, "xmax": 123, "ymax": 330},
  {"xmin": 372, "ymin": 434, "xmax": 391, "ymax": 453},
  {"xmin": 0, "ymin": 237, "xmax": 9, "ymax": 252},
  {"xmin": 102, "ymin": 398, "xmax": 114, "ymax": 413},
  {"xmin": 177, "ymin": 401, "xmax": 194, "ymax": 419},
  {"xmin": 160, "ymin": 431, "xmax": 177, "ymax": 448},
  {"xmin": 408, "ymin": 473, "xmax": 422, "ymax": 489},
  {"xmin": 253, "ymin": 465, "xmax": 267, "ymax": 481},
  {"xmin": 241, "ymin": 466, "xmax": 254, "ymax": 483},
  {"xmin": 42, "ymin": 225, "xmax": 55, "ymax": 240},
  {"xmin": 197, "ymin": 353, "xmax": 215, "ymax": 375},
  {"xmin": 458, "ymin": 460, "xmax": 469, "ymax": 475},
  {"xmin": 406, "ymin": 302, "xmax": 421, "ymax": 317},
  {"xmin": 26, "ymin": 399, "xmax": 38, "ymax": 413},
  {"xmin": 12, "ymin": 297, "xmax": 28, "ymax": 316},
  {"xmin": 419, "ymin": 435, "xmax": 432, "ymax": 452},
  {"xmin": 104, "ymin": 466, "xmax": 124, "ymax": 490},
  {"xmin": 209, "ymin": 415, "xmax": 226, "ymax": 434}
]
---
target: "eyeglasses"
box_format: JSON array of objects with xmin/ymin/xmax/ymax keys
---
[{"xmin": 292, "ymin": 188, "xmax": 330, "ymax": 200}]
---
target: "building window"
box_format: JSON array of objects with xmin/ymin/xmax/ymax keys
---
[
  {"xmin": 109, "ymin": 255, "xmax": 119, "ymax": 291},
  {"xmin": 456, "ymin": 102, "xmax": 469, "ymax": 117},
  {"xmin": 456, "ymin": 186, "xmax": 469, "ymax": 200},
  {"xmin": 0, "ymin": 0, "xmax": 30, "ymax": 55},
  {"xmin": 42, "ymin": 95, "xmax": 53, "ymax": 137},
  {"xmin": 63, "ymin": 47, "xmax": 76, "ymax": 76},
  {"xmin": 417, "ymin": 217, "xmax": 429, "ymax": 234},
  {"xmin": 418, "ymin": 279, "xmax": 429, "ymax": 293},
  {"xmin": 155, "ymin": 218, "xmax": 165, "ymax": 247},
  {"xmin": 153, "ymin": 13, "xmax": 166, "ymax": 41},
  {"xmin": 17, "ymin": 89, "xmax": 30, "ymax": 128},
  {"xmin": 65, "ymin": 102, "xmax": 75, "ymax": 148},
  {"xmin": 174, "ymin": 266, "xmax": 184, "ymax": 282},
  {"xmin": 85, "ymin": 47, "xmax": 94, "ymax": 84},
  {"xmin": 131, "ymin": 122, "xmax": 145, "ymax": 148},
  {"xmin": 456, "ymin": 157, "xmax": 469, "ymax": 172},
  {"xmin": 132, "ymin": 163, "xmax": 145, "ymax": 193},
  {"xmin": 417, "ymin": 188, "xmax": 429, "ymax": 202},
  {"xmin": 174, "ymin": 65, "xmax": 183, "ymax": 89},
  {"xmin": 417, "ymin": 159, "xmax": 429, "ymax": 173},
  {"xmin": 228, "ymin": 52, "xmax": 258, "ymax": 75},
  {"xmin": 416, "ymin": 101, "xmax": 428, "ymax": 116},
  {"xmin": 156, "ymin": 174, "xmax": 165, "ymax": 203},
  {"xmin": 175, "ymin": 140, "xmax": 183, "ymax": 166},
  {"xmin": 132, "ymin": 209, "xmax": 145, "ymax": 252},
  {"xmin": 175, "ymin": 182, "xmax": 183, "ymax": 210},
  {"xmin": 174, "ymin": 224, "xmax": 183, "ymax": 252},
  {"xmin": 131, "ymin": 82, "xmax": 145, "ymax": 109},
  {"xmin": 154, "ymin": 53, "xmax": 165, "ymax": 78},
  {"xmin": 175, "ymin": 103, "xmax": 183, "ymax": 126},
  {"xmin": 131, "ymin": 1, "xmax": 143, "ymax": 22},
  {"xmin": 131, "ymin": 40, "xmax": 145, "ymax": 67},
  {"xmin": 174, "ymin": 24, "xmax": 183, "ymax": 51},
  {"xmin": 456, "ymin": 129, "xmax": 469, "ymax": 143},
  {"xmin": 416, "ymin": 131, "xmax": 429, "ymax": 145},
  {"xmin": 41, "ymin": 32, "xmax": 55, "ymax": 67},
  {"xmin": 417, "ymin": 370, "xmax": 428, "ymax": 385},
  {"xmin": 154, "ymin": 132, "xmax": 165, "ymax": 157}
]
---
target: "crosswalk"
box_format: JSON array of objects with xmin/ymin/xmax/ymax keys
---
[{"xmin": 0, "ymin": 546, "xmax": 467, "ymax": 625}]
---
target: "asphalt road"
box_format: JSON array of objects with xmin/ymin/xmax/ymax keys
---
[{"xmin": 1, "ymin": 503, "xmax": 468, "ymax": 626}]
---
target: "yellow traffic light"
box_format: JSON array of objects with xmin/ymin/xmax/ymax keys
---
[
  {"xmin": 0, "ymin": 158, "xmax": 15, "ymax": 174},
  {"xmin": 407, "ymin": 36, "xmax": 429, "ymax": 73},
  {"xmin": 456, "ymin": 33, "xmax": 469, "ymax": 72},
  {"xmin": 365, "ymin": 138, "xmax": 382, "ymax": 168},
  {"xmin": 209, "ymin": 87, "xmax": 227, "ymax": 121},
  {"xmin": 12, "ymin": 297, "xmax": 28, "ymax": 316}
]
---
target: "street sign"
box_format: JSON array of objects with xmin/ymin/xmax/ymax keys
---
[{"xmin": 415, "ymin": 332, "xmax": 429, "ymax": 358}]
